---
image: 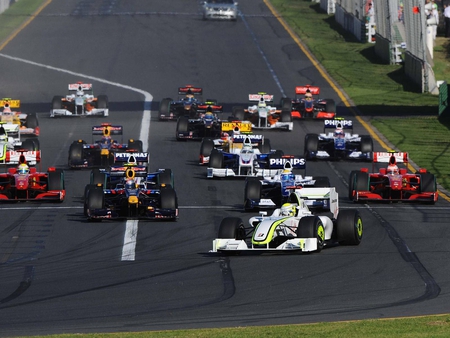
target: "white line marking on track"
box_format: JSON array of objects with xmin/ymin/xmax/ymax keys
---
[{"xmin": 0, "ymin": 53, "xmax": 152, "ymax": 262}]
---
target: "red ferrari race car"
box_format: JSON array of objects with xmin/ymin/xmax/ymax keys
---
[
  {"xmin": 0, "ymin": 155, "xmax": 65, "ymax": 202},
  {"xmin": 349, "ymin": 151, "xmax": 438, "ymax": 204},
  {"xmin": 281, "ymin": 85, "xmax": 336, "ymax": 119}
]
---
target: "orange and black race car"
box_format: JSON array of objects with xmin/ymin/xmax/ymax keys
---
[{"xmin": 281, "ymin": 85, "xmax": 336, "ymax": 119}]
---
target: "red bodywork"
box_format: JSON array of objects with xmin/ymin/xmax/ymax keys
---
[
  {"xmin": 291, "ymin": 85, "xmax": 336, "ymax": 119},
  {"xmin": 0, "ymin": 167, "xmax": 65, "ymax": 201},
  {"xmin": 350, "ymin": 152, "xmax": 438, "ymax": 203}
]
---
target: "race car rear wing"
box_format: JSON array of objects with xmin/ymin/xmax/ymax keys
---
[
  {"xmin": 221, "ymin": 121, "xmax": 252, "ymax": 133},
  {"xmin": 373, "ymin": 152, "xmax": 408, "ymax": 164},
  {"xmin": 0, "ymin": 98, "xmax": 20, "ymax": 108},
  {"xmin": 290, "ymin": 187, "xmax": 338, "ymax": 219},
  {"xmin": 248, "ymin": 93, "xmax": 274, "ymax": 103},
  {"xmin": 323, "ymin": 119, "xmax": 353, "ymax": 132},
  {"xmin": 68, "ymin": 83, "xmax": 92, "ymax": 91},
  {"xmin": 92, "ymin": 124, "xmax": 123, "ymax": 136},
  {"xmin": 295, "ymin": 86, "xmax": 320, "ymax": 95},
  {"xmin": 178, "ymin": 86, "xmax": 202, "ymax": 96},
  {"xmin": 113, "ymin": 152, "xmax": 150, "ymax": 163}
]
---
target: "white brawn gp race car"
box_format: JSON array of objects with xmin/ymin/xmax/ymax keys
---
[{"xmin": 211, "ymin": 189, "xmax": 362, "ymax": 253}]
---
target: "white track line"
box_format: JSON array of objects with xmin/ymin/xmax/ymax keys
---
[{"xmin": 0, "ymin": 53, "xmax": 152, "ymax": 262}]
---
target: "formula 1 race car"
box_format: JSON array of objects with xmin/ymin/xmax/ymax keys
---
[
  {"xmin": 159, "ymin": 85, "xmax": 222, "ymax": 121},
  {"xmin": 199, "ymin": 121, "xmax": 256, "ymax": 165},
  {"xmin": 281, "ymin": 85, "xmax": 336, "ymax": 119},
  {"xmin": 244, "ymin": 160, "xmax": 331, "ymax": 211},
  {"xmin": 50, "ymin": 82, "xmax": 109, "ymax": 117},
  {"xmin": 68, "ymin": 123, "xmax": 143, "ymax": 169},
  {"xmin": 211, "ymin": 190, "xmax": 362, "ymax": 253},
  {"xmin": 0, "ymin": 125, "xmax": 40, "ymax": 166},
  {"xmin": 232, "ymin": 93, "xmax": 293, "ymax": 131},
  {"xmin": 349, "ymin": 151, "xmax": 438, "ymax": 203},
  {"xmin": 0, "ymin": 155, "xmax": 65, "ymax": 202},
  {"xmin": 304, "ymin": 118, "xmax": 373, "ymax": 161},
  {"xmin": 206, "ymin": 135, "xmax": 283, "ymax": 178},
  {"xmin": 175, "ymin": 102, "xmax": 223, "ymax": 141},
  {"xmin": 0, "ymin": 98, "xmax": 40, "ymax": 136},
  {"xmin": 84, "ymin": 152, "xmax": 178, "ymax": 220}
]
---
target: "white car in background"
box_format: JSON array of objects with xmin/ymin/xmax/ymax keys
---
[{"xmin": 202, "ymin": 0, "xmax": 238, "ymax": 21}]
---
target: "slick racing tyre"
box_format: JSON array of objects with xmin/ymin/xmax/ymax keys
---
[
  {"xmin": 336, "ymin": 209, "xmax": 363, "ymax": 245},
  {"xmin": 304, "ymin": 134, "xmax": 319, "ymax": 159},
  {"xmin": 96, "ymin": 95, "xmax": 108, "ymax": 109},
  {"xmin": 351, "ymin": 171, "xmax": 369, "ymax": 202},
  {"xmin": 218, "ymin": 217, "xmax": 246, "ymax": 240},
  {"xmin": 209, "ymin": 149, "xmax": 223, "ymax": 168},
  {"xmin": 244, "ymin": 178, "xmax": 261, "ymax": 211},
  {"xmin": 158, "ymin": 169, "xmax": 174, "ymax": 187},
  {"xmin": 25, "ymin": 113, "xmax": 39, "ymax": 129},
  {"xmin": 280, "ymin": 109, "xmax": 292, "ymax": 123},
  {"xmin": 232, "ymin": 107, "xmax": 245, "ymax": 121},
  {"xmin": 22, "ymin": 138, "xmax": 39, "ymax": 151},
  {"xmin": 348, "ymin": 170, "xmax": 359, "ymax": 200},
  {"xmin": 280, "ymin": 97, "xmax": 292, "ymax": 112},
  {"xmin": 296, "ymin": 216, "xmax": 325, "ymax": 252},
  {"xmin": 52, "ymin": 96, "xmax": 63, "ymax": 110},
  {"xmin": 160, "ymin": 187, "xmax": 177, "ymax": 210},
  {"xmin": 176, "ymin": 116, "xmax": 189, "ymax": 141},
  {"xmin": 159, "ymin": 98, "xmax": 172, "ymax": 120},
  {"xmin": 68, "ymin": 142, "xmax": 83, "ymax": 165},
  {"xmin": 87, "ymin": 186, "xmax": 104, "ymax": 219},
  {"xmin": 325, "ymin": 99, "xmax": 336, "ymax": 113},
  {"xmin": 360, "ymin": 135, "xmax": 373, "ymax": 161},
  {"xmin": 127, "ymin": 139, "xmax": 143, "ymax": 152},
  {"xmin": 258, "ymin": 140, "xmax": 271, "ymax": 154},
  {"xmin": 91, "ymin": 168, "xmax": 106, "ymax": 186},
  {"xmin": 84, "ymin": 184, "xmax": 96, "ymax": 216},
  {"xmin": 420, "ymin": 173, "xmax": 437, "ymax": 204},
  {"xmin": 200, "ymin": 138, "xmax": 214, "ymax": 157}
]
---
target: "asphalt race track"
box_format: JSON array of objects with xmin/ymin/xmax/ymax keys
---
[{"xmin": 0, "ymin": 1, "xmax": 449, "ymax": 336}]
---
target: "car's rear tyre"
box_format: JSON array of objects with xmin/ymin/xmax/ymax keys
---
[
  {"xmin": 159, "ymin": 98, "xmax": 172, "ymax": 120},
  {"xmin": 68, "ymin": 142, "xmax": 83, "ymax": 165},
  {"xmin": 160, "ymin": 187, "xmax": 177, "ymax": 210},
  {"xmin": 360, "ymin": 135, "xmax": 373, "ymax": 160},
  {"xmin": 336, "ymin": 209, "xmax": 363, "ymax": 245},
  {"xmin": 176, "ymin": 116, "xmax": 189, "ymax": 140},
  {"xmin": 280, "ymin": 97, "xmax": 292, "ymax": 111},
  {"xmin": 304, "ymin": 133, "xmax": 319, "ymax": 158},
  {"xmin": 233, "ymin": 107, "xmax": 245, "ymax": 121},
  {"xmin": 296, "ymin": 216, "xmax": 325, "ymax": 252},
  {"xmin": 258, "ymin": 141, "xmax": 271, "ymax": 154},
  {"xmin": 158, "ymin": 169, "xmax": 174, "ymax": 187},
  {"xmin": 326, "ymin": 99, "xmax": 336, "ymax": 113},
  {"xmin": 280, "ymin": 109, "xmax": 292, "ymax": 123},
  {"xmin": 420, "ymin": 172, "xmax": 436, "ymax": 199},
  {"xmin": 128, "ymin": 139, "xmax": 143, "ymax": 152},
  {"xmin": 48, "ymin": 169, "xmax": 64, "ymax": 191},
  {"xmin": 209, "ymin": 149, "xmax": 223, "ymax": 168},
  {"xmin": 87, "ymin": 186, "xmax": 104, "ymax": 213},
  {"xmin": 25, "ymin": 113, "xmax": 39, "ymax": 129},
  {"xmin": 218, "ymin": 217, "xmax": 246, "ymax": 240},
  {"xmin": 91, "ymin": 168, "xmax": 106, "ymax": 186},
  {"xmin": 97, "ymin": 95, "xmax": 108, "ymax": 109},
  {"xmin": 84, "ymin": 184, "xmax": 96, "ymax": 216},
  {"xmin": 244, "ymin": 178, "xmax": 261, "ymax": 211},
  {"xmin": 52, "ymin": 96, "xmax": 63, "ymax": 110},
  {"xmin": 200, "ymin": 138, "xmax": 214, "ymax": 157},
  {"xmin": 348, "ymin": 170, "xmax": 359, "ymax": 200},
  {"xmin": 22, "ymin": 138, "xmax": 38, "ymax": 151}
]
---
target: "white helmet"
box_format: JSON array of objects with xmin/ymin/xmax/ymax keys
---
[{"xmin": 280, "ymin": 203, "xmax": 295, "ymax": 216}]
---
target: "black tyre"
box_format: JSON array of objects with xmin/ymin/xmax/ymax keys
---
[
  {"xmin": 84, "ymin": 184, "xmax": 96, "ymax": 216},
  {"xmin": 258, "ymin": 141, "xmax": 271, "ymax": 154},
  {"xmin": 233, "ymin": 107, "xmax": 245, "ymax": 121},
  {"xmin": 360, "ymin": 136, "xmax": 373, "ymax": 161},
  {"xmin": 200, "ymin": 138, "xmax": 214, "ymax": 157},
  {"xmin": 48, "ymin": 169, "xmax": 64, "ymax": 191},
  {"xmin": 296, "ymin": 216, "xmax": 325, "ymax": 252},
  {"xmin": 87, "ymin": 186, "xmax": 104, "ymax": 211},
  {"xmin": 97, "ymin": 95, "xmax": 108, "ymax": 108},
  {"xmin": 91, "ymin": 168, "xmax": 106, "ymax": 186},
  {"xmin": 158, "ymin": 169, "xmax": 174, "ymax": 187},
  {"xmin": 244, "ymin": 178, "xmax": 261, "ymax": 210},
  {"xmin": 336, "ymin": 209, "xmax": 363, "ymax": 245},
  {"xmin": 25, "ymin": 114, "xmax": 39, "ymax": 129},
  {"xmin": 176, "ymin": 116, "xmax": 189, "ymax": 140},
  {"xmin": 68, "ymin": 142, "xmax": 83, "ymax": 165},
  {"xmin": 420, "ymin": 173, "xmax": 436, "ymax": 193},
  {"xmin": 159, "ymin": 98, "xmax": 172, "ymax": 120},
  {"xmin": 313, "ymin": 176, "xmax": 330, "ymax": 187},
  {"xmin": 160, "ymin": 187, "xmax": 177, "ymax": 210},
  {"xmin": 304, "ymin": 134, "xmax": 319, "ymax": 158},
  {"xmin": 348, "ymin": 170, "xmax": 359, "ymax": 200},
  {"xmin": 209, "ymin": 149, "xmax": 223, "ymax": 168},
  {"xmin": 218, "ymin": 217, "xmax": 246, "ymax": 240},
  {"xmin": 325, "ymin": 99, "xmax": 336, "ymax": 113},
  {"xmin": 280, "ymin": 97, "xmax": 292, "ymax": 111},
  {"xmin": 52, "ymin": 96, "xmax": 63, "ymax": 110},
  {"xmin": 128, "ymin": 139, "xmax": 143, "ymax": 152},
  {"xmin": 280, "ymin": 109, "xmax": 292, "ymax": 122},
  {"xmin": 22, "ymin": 139, "xmax": 37, "ymax": 151},
  {"xmin": 355, "ymin": 171, "xmax": 369, "ymax": 192}
]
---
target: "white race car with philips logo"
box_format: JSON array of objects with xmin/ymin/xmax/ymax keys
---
[
  {"xmin": 304, "ymin": 118, "xmax": 373, "ymax": 161},
  {"xmin": 51, "ymin": 82, "xmax": 109, "ymax": 117},
  {"xmin": 206, "ymin": 135, "xmax": 285, "ymax": 178},
  {"xmin": 211, "ymin": 190, "xmax": 363, "ymax": 253},
  {"xmin": 244, "ymin": 159, "xmax": 331, "ymax": 211},
  {"xmin": 232, "ymin": 93, "xmax": 293, "ymax": 131}
]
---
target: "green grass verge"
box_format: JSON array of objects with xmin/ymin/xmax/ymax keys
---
[
  {"xmin": 1, "ymin": 1, "xmax": 450, "ymax": 337},
  {"xmin": 270, "ymin": 0, "xmax": 450, "ymax": 192}
]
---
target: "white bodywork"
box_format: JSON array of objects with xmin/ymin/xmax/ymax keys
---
[{"xmin": 211, "ymin": 188, "xmax": 339, "ymax": 252}]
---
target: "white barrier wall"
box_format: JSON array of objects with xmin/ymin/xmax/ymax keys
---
[{"xmin": 0, "ymin": 0, "xmax": 16, "ymax": 14}]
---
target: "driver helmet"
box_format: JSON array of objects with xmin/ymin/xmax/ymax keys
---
[
  {"xmin": 125, "ymin": 179, "xmax": 136, "ymax": 190},
  {"xmin": 221, "ymin": 132, "xmax": 229, "ymax": 141},
  {"xmin": 18, "ymin": 163, "xmax": 29, "ymax": 175},
  {"xmin": 3, "ymin": 106, "xmax": 11, "ymax": 113},
  {"xmin": 258, "ymin": 98, "xmax": 267, "ymax": 108},
  {"xmin": 334, "ymin": 126, "xmax": 344, "ymax": 137},
  {"xmin": 387, "ymin": 164, "xmax": 399, "ymax": 175},
  {"xmin": 304, "ymin": 90, "xmax": 313, "ymax": 100},
  {"xmin": 280, "ymin": 203, "xmax": 296, "ymax": 217}
]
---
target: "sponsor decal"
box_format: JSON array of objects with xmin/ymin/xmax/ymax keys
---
[
  {"xmin": 324, "ymin": 119, "xmax": 352, "ymax": 127},
  {"xmin": 115, "ymin": 152, "xmax": 148, "ymax": 158},
  {"xmin": 269, "ymin": 158, "xmax": 305, "ymax": 166}
]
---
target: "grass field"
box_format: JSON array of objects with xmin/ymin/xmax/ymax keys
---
[{"xmin": 1, "ymin": 1, "xmax": 450, "ymax": 337}]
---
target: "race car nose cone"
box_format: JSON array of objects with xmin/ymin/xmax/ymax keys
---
[{"xmin": 128, "ymin": 196, "xmax": 138, "ymax": 204}]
